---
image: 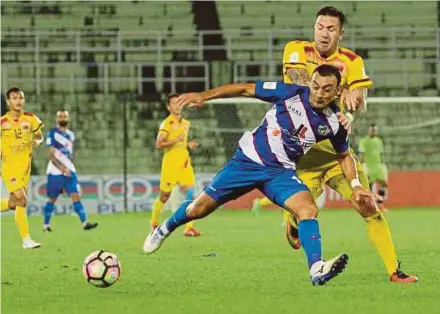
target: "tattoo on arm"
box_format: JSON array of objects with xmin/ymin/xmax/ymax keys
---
[
  {"xmin": 287, "ymin": 68, "xmax": 311, "ymax": 86},
  {"xmin": 48, "ymin": 148, "xmax": 67, "ymax": 172}
]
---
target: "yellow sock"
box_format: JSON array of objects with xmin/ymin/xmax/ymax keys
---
[
  {"xmin": 282, "ymin": 210, "xmax": 290, "ymax": 222},
  {"xmin": 151, "ymin": 198, "xmax": 164, "ymax": 225},
  {"xmin": 184, "ymin": 221, "xmax": 194, "ymax": 230},
  {"xmin": 259, "ymin": 197, "xmax": 273, "ymax": 207},
  {"xmin": 1, "ymin": 199, "xmax": 11, "ymax": 212},
  {"xmin": 365, "ymin": 212, "xmax": 398, "ymax": 276},
  {"xmin": 15, "ymin": 205, "xmax": 30, "ymax": 239}
]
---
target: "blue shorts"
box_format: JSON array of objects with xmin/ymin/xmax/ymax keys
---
[
  {"xmin": 46, "ymin": 173, "xmax": 79, "ymax": 198},
  {"xmin": 204, "ymin": 149, "xmax": 309, "ymax": 207}
]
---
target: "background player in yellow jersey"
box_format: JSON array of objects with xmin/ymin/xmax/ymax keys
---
[
  {"xmin": 150, "ymin": 93, "xmax": 201, "ymax": 237},
  {"xmin": 252, "ymin": 6, "xmax": 416, "ymax": 282},
  {"xmin": 359, "ymin": 124, "xmax": 389, "ymax": 212},
  {"xmin": 1, "ymin": 87, "xmax": 43, "ymax": 249}
]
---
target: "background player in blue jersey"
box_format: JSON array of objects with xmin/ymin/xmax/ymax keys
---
[
  {"xmin": 144, "ymin": 65, "xmax": 380, "ymax": 286},
  {"xmin": 43, "ymin": 110, "xmax": 98, "ymax": 232}
]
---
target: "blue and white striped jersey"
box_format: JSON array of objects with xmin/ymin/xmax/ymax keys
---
[
  {"xmin": 238, "ymin": 81, "xmax": 348, "ymax": 170},
  {"xmin": 46, "ymin": 127, "xmax": 76, "ymax": 175}
]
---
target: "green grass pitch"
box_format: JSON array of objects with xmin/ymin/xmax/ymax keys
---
[{"xmin": 2, "ymin": 208, "xmax": 440, "ymax": 314}]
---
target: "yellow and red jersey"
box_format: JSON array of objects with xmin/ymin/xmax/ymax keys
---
[
  {"xmin": 283, "ymin": 40, "xmax": 373, "ymax": 92},
  {"xmin": 1, "ymin": 111, "xmax": 43, "ymax": 170},
  {"xmin": 157, "ymin": 115, "xmax": 191, "ymax": 166}
]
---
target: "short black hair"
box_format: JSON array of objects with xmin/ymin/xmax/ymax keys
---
[
  {"xmin": 6, "ymin": 86, "xmax": 23, "ymax": 99},
  {"xmin": 316, "ymin": 6, "xmax": 346, "ymax": 28},
  {"xmin": 167, "ymin": 93, "xmax": 179, "ymax": 104},
  {"xmin": 370, "ymin": 124, "xmax": 377, "ymax": 128},
  {"xmin": 312, "ymin": 64, "xmax": 342, "ymax": 86}
]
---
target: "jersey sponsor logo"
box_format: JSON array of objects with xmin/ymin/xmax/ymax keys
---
[
  {"xmin": 317, "ymin": 125, "xmax": 331, "ymax": 136},
  {"xmin": 263, "ymin": 82, "xmax": 277, "ymax": 90},
  {"xmin": 289, "ymin": 52, "xmax": 299, "ymax": 63}
]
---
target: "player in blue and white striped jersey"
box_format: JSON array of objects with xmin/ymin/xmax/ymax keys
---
[
  {"xmin": 43, "ymin": 110, "xmax": 98, "ymax": 232},
  {"xmin": 143, "ymin": 65, "xmax": 381, "ymax": 286}
]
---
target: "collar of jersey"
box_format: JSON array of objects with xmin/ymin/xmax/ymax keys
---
[
  {"xmin": 311, "ymin": 43, "xmax": 340, "ymax": 61},
  {"xmin": 6, "ymin": 111, "xmax": 23, "ymax": 120}
]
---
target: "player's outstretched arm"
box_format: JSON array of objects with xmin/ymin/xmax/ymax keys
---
[
  {"xmin": 176, "ymin": 83, "xmax": 256, "ymax": 109},
  {"xmin": 341, "ymin": 86, "xmax": 368, "ymax": 115}
]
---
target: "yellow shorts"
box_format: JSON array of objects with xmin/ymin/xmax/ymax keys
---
[
  {"xmin": 159, "ymin": 160, "xmax": 196, "ymax": 193},
  {"xmin": 1, "ymin": 163, "xmax": 31, "ymax": 194},
  {"xmin": 297, "ymin": 148, "xmax": 369, "ymax": 201}
]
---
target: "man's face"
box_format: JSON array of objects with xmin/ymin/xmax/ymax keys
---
[
  {"xmin": 7, "ymin": 91, "xmax": 25, "ymax": 111},
  {"xmin": 369, "ymin": 126, "xmax": 378, "ymax": 137},
  {"xmin": 314, "ymin": 15, "xmax": 343, "ymax": 56},
  {"xmin": 57, "ymin": 111, "xmax": 70, "ymax": 127},
  {"xmin": 309, "ymin": 72, "xmax": 340, "ymax": 109},
  {"xmin": 167, "ymin": 97, "xmax": 181, "ymax": 115}
]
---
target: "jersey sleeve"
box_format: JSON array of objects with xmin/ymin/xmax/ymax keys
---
[
  {"xmin": 46, "ymin": 129, "xmax": 55, "ymax": 146},
  {"xmin": 330, "ymin": 126, "xmax": 349, "ymax": 154},
  {"xmin": 254, "ymin": 80, "xmax": 295, "ymax": 103},
  {"xmin": 157, "ymin": 119, "xmax": 169, "ymax": 138},
  {"xmin": 32, "ymin": 115, "xmax": 44, "ymax": 133},
  {"xmin": 347, "ymin": 56, "xmax": 373, "ymax": 91},
  {"xmin": 283, "ymin": 41, "xmax": 308, "ymax": 83}
]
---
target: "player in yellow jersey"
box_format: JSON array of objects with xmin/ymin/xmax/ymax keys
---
[
  {"xmin": 1, "ymin": 87, "xmax": 43, "ymax": 249},
  {"xmin": 252, "ymin": 6, "xmax": 417, "ymax": 282},
  {"xmin": 150, "ymin": 93, "xmax": 201, "ymax": 237}
]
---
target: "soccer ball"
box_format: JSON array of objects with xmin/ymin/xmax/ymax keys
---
[{"xmin": 83, "ymin": 250, "xmax": 121, "ymax": 288}]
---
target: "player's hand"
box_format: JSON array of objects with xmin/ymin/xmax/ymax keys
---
[
  {"xmin": 63, "ymin": 169, "xmax": 71, "ymax": 177},
  {"xmin": 176, "ymin": 133, "xmax": 185, "ymax": 142},
  {"xmin": 176, "ymin": 93, "xmax": 205, "ymax": 109},
  {"xmin": 188, "ymin": 140, "xmax": 199, "ymax": 150},
  {"xmin": 341, "ymin": 89, "xmax": 364, "ymax": 112},
  {"xmin": 353, "ymin": 186, "xmax": 383, "ymax": 203},
  {"xmin": 336, "ymin": 112, "xmax": 352, "ymax": 134},
  {"xmin": 32, "ymin": 139, "xmax": 43, "ymax": 148}
]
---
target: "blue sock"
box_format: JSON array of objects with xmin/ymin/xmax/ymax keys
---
[
  {"xmin": 43, "ymin": 202, "xmax": 55, "ymax": 225},
  {"xmin": 164, "ymin": 200, "xmax": 193, "ymax": 234},
  {"xmin": 298, "ymin": 219, "xmax": 322, "ymax": 268},
  {"xmin": 186, "ymin": 188, "xmax": 195, "ymax": 200},
  {"xmin": 73, "ymin": 201, "xmax": 87, "ymax": 223}
]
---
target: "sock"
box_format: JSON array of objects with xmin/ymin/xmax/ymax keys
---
[
  {"xmin": 72, "ymin": 201, "xmax": 87, "ymax": 223},
  {"xmin": 15, "ymin": 206, "xmax": 30, "ymax": 239},
  {"xmin": 365, "ymin": 212, "xmax": 398, "ymax": 275},
  {"xmin": 1, "ymin": 199, "xmax": 11, "ymax": 212},
  {"xmin": 184, "ymin": 221, "xmax": 194, "ymax": 230},
  {"xmin": 164, "ymin": 200, "xmax": 193, "ymax": 234},
  {"xmin": 298, "ymin": 219, "xmax": 322, "ymax": 268},
  {"xmin": 43, "ymin": 202, "xmax": 55, "ymax": 225},
  {"xmin": 151, "ymin": 198, "xmax": 164, "ymax": 225},
  {"xmin": 282, "ymin": 210, "xmax": 290, "ymax": 222},
  {"xmin": 186, "ymin": 188, "xmax": 195, "ymax": 200},
  {"xmin": 259, "ymin": 197, "xmax": 273, "ymax": 207},
  {"xmin": 378, "ymin": 187, "xmax": 388, "ymax": 203}
]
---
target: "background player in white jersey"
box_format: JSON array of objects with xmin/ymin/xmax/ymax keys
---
[
  {"xmin": 358, "ymin": 124, "xmax": 389, "ymax": 212},
  {"xmin": 42, "ymin": 110, "xmax": 98, "ymax": 231}
]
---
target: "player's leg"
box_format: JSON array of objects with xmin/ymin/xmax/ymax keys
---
[
  {"xmin": 261, "ymin": 172, "xmax": 348, "ymax": 285},
  {"xmin": 143, "ymin": 152, "xmax": 260, "ymax": 253},
  {"xmin": 43, "ymin": 174, "xmax": 64, "ymax": 231},
  {"xmin": 326, "ymin": 163, "xmax": 417, "ymax": 282},
  {"xmin": 285, "ymin": 169, "xmax": 324, "ymax": 250},
  {"xmin": 375, "ymin": 163, "xmax": 389, "ymax": 212},
  {"xmin": 11, "ymin": 188, "xmax": 41, "ymax": 249},
  {"xmin": 180, "ymin": 163, "xmax": 201, "ymax": 236},
  {"xmin": 151, "ymin": 167, "xmax": 176, "ymax": 229},
  {"xmin": 1, "ymin": 197, "xmax": 15, "ymax": 211},
  {"xmin": 65, "ymin": 173, "xmax": 97, "ymax": 230}
]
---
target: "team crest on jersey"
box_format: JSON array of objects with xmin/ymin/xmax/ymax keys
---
[
  {"xmin": 318, "ymin": 125, "xmax": 331, "ymax": 136},
  {"xmin": 21, "ymin": 121, "xmax": 31, "ymax": 131}
]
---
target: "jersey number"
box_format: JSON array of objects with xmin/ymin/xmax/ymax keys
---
[{"xmin": 14, "ymin": 129, "xmax": 22, "ymax": 139}]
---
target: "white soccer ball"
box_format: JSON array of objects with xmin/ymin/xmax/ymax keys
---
[{"xmin": 83, "ymin": 250, "xmax": 121, "ymax": 288}]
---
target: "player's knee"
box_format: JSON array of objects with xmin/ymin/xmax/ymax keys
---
[
  {"xmin": 159, "ymin": 192, "xmax": 170, "ymax": 203},
  {"xmin": 15, "ymin": 196, "xmax": 27, "ymax": 207},
  {"xmin": 293, "ymin": 203, "xmax": 318, "ymax": 220},
  {"xmin": 71, "ymin": 193, "xmax": 81, "ymax": 203},
  {"xmin": 356, "ymin": 198, "xmax": 378, "ymax": 218}
]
